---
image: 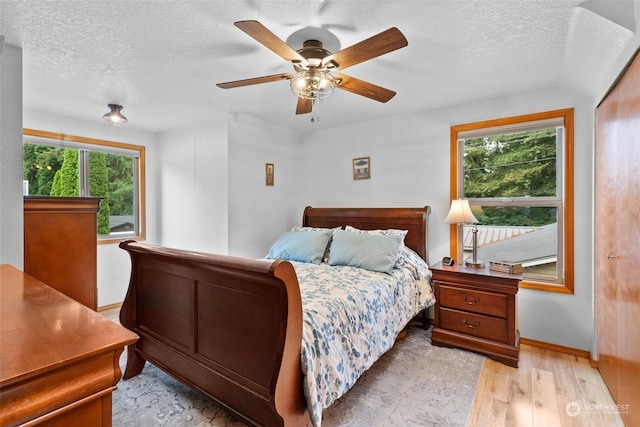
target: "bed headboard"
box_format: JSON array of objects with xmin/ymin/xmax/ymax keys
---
[{"xmin": 302, "ymin": 206, "xmax": 431, "ymax": 263}]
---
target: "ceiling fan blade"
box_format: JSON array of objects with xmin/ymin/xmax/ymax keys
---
[
  {"xmin": 335, "ymin": 73, "xmax": 396, "ymax": 103},
  {"xmin": 296, "ymin": 97, "xmax": 312, "ymax": 114},
  {"xmin": 323, "ymin": 27, "xmax": 408, "ymax": 70},
  {"xmin": 216, "ymin": 73, "xmax": 292, "ymax": 89},
  {"xmin": 235, "ymin": 20, "xmax": 308, "ymax": 65}
]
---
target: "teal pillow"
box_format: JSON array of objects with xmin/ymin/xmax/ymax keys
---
[
  {"xmin": 291, "ymin": 226, "xmax": 340, "ymax": 263},
  {"xmin": 266, "ymin": 230, "xmax": 333, "ymax": 264},
  {"xmin": 328, "ymin": 229, "xmax": 404, "ymax": 273},
  {"xmin": 344, "ymin": 225, "xmax": 408, "ymax": 268}
]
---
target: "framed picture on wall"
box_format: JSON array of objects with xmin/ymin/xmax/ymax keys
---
[
  {"xmin": 265, "ymin": 163, "xmax": 274, "ymax": 186},
  {"xmin": 352, "ymin": 157, "xmax": 370, "ymax": 180}
]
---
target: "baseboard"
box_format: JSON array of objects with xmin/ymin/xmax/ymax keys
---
[
  {"xmin": 520, "ymin": 337, "xmax": 596, "ymax": 367},
  {"xmin": 97, "ymin": 302, "xmax": 122, "ymax": 312}
]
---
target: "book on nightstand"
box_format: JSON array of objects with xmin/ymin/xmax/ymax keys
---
[{"xmin": 489, "ymin": 260, "xmax": 523, "ymax": 274}]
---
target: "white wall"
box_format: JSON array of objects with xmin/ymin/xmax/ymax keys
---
[
  {"xmin": 22, "ymin": 109, "xmax": 160, "ymax": 307},
  {"xmin": 155, "ymin": 115, "xmax": 229, "ymax": 255},
  {"xmin": 0, "ymin": 42, "xmax": 23, "ymax": 268},
  {"xmin": 295, "ymin": 87, "xmax": 594, "ymax": 352},
  {"xmin": 297, "ymin": 112, "xmax": 453, "ymax": 262},
  {"xmin": 227, "ymin": 113, "xmax": 303, "ymax": 258}
]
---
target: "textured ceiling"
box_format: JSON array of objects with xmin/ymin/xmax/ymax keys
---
[{"xmin": 1, "ymin": 0, "xmax": 638, "ymax": 133}]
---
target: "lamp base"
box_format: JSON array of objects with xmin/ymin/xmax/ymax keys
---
[{"xmin": 464, "ymin": 259, "xmax": 485, "ymax": 269}]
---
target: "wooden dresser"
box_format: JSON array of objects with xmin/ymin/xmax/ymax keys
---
[
  {"xmin": 24, "ymin": 196, "xmax": 101, "ymax": 310},
  {"xmin": 0, "ymin": 264, "xmax": 138, "ymax": 426},
  {"xmin": 429, "ymin": 262, "xmax": 521, "ymax": 367}
]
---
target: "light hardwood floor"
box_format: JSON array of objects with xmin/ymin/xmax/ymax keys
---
[
  {"xmin": 101, "ymin": 307, "xmax": 623, "ymax": 427},
  {"xmin": 468, "ymin": 344, "xmax": 624, "ymax": 427}
]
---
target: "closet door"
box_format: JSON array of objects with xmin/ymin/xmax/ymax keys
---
[
  {"xmin": 594, "ymin": 85, "xmax": 618, "ymax": 401},
  {"xmin": 614, "ymin": 51, "xmax": 640, "ymax": 425},
  {"xmin": 595, "ymin": 49, "xmax": 640, "ymax": 427}
]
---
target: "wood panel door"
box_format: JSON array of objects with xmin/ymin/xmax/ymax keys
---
[
  {"xmin": 595, "ymin": 49, "xmax": 640, "ymax": 427},
  {"xmin": 595, "ymin": 81, "xmax": 619, "ymax": 401}
]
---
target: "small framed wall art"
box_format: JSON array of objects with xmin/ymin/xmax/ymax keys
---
[
  {"xmin": 352, "ymin": 156, "xmax": 370, "ymax": 180},
  {"xmin": 265, "ymin": 163, "xmax": 274, "ymax": 186}
]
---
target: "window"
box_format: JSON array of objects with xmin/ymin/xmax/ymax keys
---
[
  {"xmin": 22, "ymin": 129, "xmax": 145, "ymax": 243},
  {"xmin": 450, "ymin": 109, "xmax": 574, "ymax": 293}
]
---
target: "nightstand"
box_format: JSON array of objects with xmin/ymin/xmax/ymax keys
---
[{"xmin": 429, "ymin": 262, "xmax": 521, "ymax": 367}]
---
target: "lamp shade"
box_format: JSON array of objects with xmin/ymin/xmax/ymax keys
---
[{"xmin": 444, "ymin": 199, "xmax": 478, "ymax": 224}]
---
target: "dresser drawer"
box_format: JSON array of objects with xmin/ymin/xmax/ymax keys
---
[
  {"xmin": 439, "ymin": 307, "xmax": 508, "ymax": 343},
  {"xmin": 438, "ymin": 284, "xmax": 508, "ymax": 318}
]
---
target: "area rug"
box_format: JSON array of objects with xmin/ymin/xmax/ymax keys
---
[{"xmin": 112, "ymin": 326, "xmax": 484, "ymax": 426}]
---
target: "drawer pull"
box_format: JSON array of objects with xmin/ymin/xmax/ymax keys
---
[
  {"xmin": 463, "ymin": 318, "xmax": 480, "ymax": 329},
  {"xmin": 462, "ymin": 294, "xmax": 480, "ymax": 305}
]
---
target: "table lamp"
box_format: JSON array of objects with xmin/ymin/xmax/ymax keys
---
[{"xmin": 445, "ymin": 199, "xmax": 484, "ymax": 268}]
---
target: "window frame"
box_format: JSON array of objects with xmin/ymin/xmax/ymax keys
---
[
  {"xmin": 449, "ymin": 108, "xmax": 574, "ymax": 294},
  {"xmin": 23, "ymin": 128, "xmax": 146, "ymax": 245}
]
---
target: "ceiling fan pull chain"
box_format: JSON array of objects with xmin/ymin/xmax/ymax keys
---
[{"xmin": 311, "ymin": 96, "xmax": 320, "ymax": 123}]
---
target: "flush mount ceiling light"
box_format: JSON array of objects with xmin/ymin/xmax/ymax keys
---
[{"xmin": 103, "ymin": 104, "xmax": 128, "ymax": 125}]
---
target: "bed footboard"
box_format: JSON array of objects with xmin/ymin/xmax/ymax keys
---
[{"xmin": 119, "ymin": 241, "xmax": 309, "ymax": 427}]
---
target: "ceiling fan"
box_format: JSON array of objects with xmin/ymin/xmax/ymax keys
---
[{"xmin": 216, "ymin": 20, "xmax": 408, "ymax": 118}]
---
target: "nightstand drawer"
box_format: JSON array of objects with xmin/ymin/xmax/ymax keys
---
[
  {"xmin": 440, "ymin": 307, "xmax": 507, "ymax": 343},
  {"xmin": 438, "ymin": 284, "xmax": 507, "ymax": 318}
]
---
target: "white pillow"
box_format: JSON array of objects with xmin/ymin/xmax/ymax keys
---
[
  {"xmin": 344, "ymin": 225, "xmax": 408, "ymax": 238},
  {"xmin": 291, "ymin": 226, "xmax": 339, "ymax": 233},
  {"xmin": 328, "ymin": 229, "xmax": 404, "ymax": 273},
  {"xmin": 266, "ymin": 229, "xmax": 333, "ymax": 264}
]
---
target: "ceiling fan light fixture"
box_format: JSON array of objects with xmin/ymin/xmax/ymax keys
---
[
  {"xmin": 103, "ymin": 104, "xmax": 128, "ymax": 125},
  {"xmin": 217, "ymin": 21, "xmax": 408, "ymax": 117},
  {"xmin": 290, "ymin": 69, "xmax": 336, "ymax": 99}
]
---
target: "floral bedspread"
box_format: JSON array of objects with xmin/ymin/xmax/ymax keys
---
[{"xmin": 291, "ymin": 261, "xmax": 435, "ymax": 426}]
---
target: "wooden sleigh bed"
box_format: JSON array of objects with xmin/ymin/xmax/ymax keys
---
[{"xmin": 119, "ymin": 206, "xmax": 431, "ymax": 427}]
